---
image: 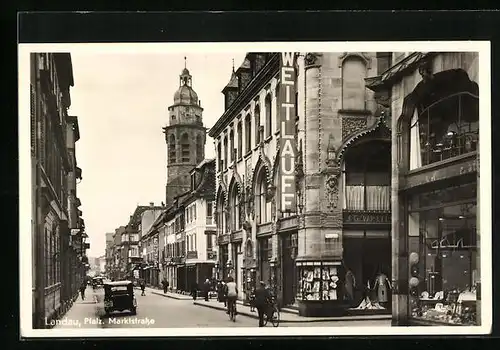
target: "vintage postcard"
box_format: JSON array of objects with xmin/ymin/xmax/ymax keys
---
[{"xmin": 18, "ymin": 41, "xmax": 492, "ymax": 337}]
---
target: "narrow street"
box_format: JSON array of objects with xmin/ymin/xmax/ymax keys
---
[{"xmin": 53, "ymin": 287, "xmax": 390, "ymax": 329}]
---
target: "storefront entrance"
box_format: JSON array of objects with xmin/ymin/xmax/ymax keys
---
[
  {"xmin": 281, "ymin": 232, "xmax": 298, "ymax": 306},
  {"xmin": 343, "ymin": 230, "xmax": 391, "ymax": 311}
]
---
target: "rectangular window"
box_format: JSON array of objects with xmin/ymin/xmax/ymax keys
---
[
  {"xmin": 408, "ymin": 186, "xmax": 478, "ymax": 326},
  {"xmin": 207, "ymin": 234, "xmax": 213, "ymax": 250}
]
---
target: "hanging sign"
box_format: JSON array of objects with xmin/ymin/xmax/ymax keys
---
[{"xmin": 279, "ymin": 52, "xmax": 297, "ymax": 212}]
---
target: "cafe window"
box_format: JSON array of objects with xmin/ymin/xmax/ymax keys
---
[
  {"xmin": 408, "ymin": 183, "xmax": 478, "ymax": 325},
  {"xmin": 408, "ymin": 70, "xmax": 479, "ymax": 170},
  {"xmin": 342, "ymin": 140, "xmax": 391, "ymax": 211}
]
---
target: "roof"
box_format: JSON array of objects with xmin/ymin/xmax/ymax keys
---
[
  {"xmin": 173, "ymin": 85, "xmax": 199, "ymax": 106},
  {"xmin": 104, "ymin": 280, "xmax": 132, "ymax": 286}
]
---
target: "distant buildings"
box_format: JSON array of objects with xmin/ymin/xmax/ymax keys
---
[{"xmin": 31, "ymin": 53, "xmax": 89, "ymax": 329}]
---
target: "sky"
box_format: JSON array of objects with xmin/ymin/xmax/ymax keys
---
[{"xmin": 69, "ymin": 51, "xmax": 246, "ymax": 258}]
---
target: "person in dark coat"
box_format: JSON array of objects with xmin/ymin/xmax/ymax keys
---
[
  {"xmin": 254, "ymin": 281, "xmax": 272, "ymax": 327},
  {"xmin": 140, "ymin": 279, "xmax": 146, "ymax": 296},
  {"xmin": 79, "ymin": 280, "xmax": 87, "ymax": 300},
  {"xmin": 162, "ymin": 278, "xmax": 169, "ymax": 294},
  {"xmin": 191, "ymin": 281, "xmax": 199, "ymax": 301}
]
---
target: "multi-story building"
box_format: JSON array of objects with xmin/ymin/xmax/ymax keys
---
[
  {"xmin": 111, "ymin": 226, "xmax": 125, "ymax": 280},
  {"xmin": 31, "ymin": 52, "xmax": 89, "ymax": 328},
  {"xmin": 366, "ymin": 52, "xmax": 480, "ymax": 326},
  {"xmin": 135, "ymin": 204, "xmax": 164, "ymax": 283},
  {"xmin": 105, "ymin": 232, "xmax": 114, "ymax": 277},
  {"xmin": 209, "ymin": 52, "xmax": 394, "ymax": 316}
]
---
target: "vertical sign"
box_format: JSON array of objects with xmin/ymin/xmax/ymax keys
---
[{"xmin": 279, "ymin": 53, "xmax": 297, "ymax": 212}]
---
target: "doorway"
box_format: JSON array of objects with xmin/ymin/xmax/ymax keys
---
[{"xmin": 281, "ymin": 232, "xmax": 298, "ymax": 306}]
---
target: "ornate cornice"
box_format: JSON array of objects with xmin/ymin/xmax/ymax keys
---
[{"xmin": 336, "ymin": 112, "xmax": 392, "ymax": 165}]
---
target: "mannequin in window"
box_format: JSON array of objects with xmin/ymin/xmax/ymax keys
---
[
  {"xmin": 343, "ymin": 265, "xmax": 356, "ymax": 304},
  {"xmin": 374, "ymin": 265, "xmax": 392, "ymax": 309}
]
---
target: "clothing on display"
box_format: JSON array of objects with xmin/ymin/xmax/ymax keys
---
[{"xmin": 297, "ymin": 264, "xmax": 339, "ymax": 301}]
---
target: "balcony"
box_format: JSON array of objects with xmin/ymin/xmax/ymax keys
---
[{"xmin": 344, "ymin": 185, "xmax": 391, "ymax": 211}]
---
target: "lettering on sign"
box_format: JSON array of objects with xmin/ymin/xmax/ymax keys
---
[
  {"xmin": 344, "ymin": 211, "xmax": 391, "ymax": 224},
  {"xmin": 279, "ymin": 52, "xmax": 297, "ymax": 212}
]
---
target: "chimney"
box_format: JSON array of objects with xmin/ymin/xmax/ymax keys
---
[{"xmin": 150, "ymin": 202, "xmax": 154, "ymax": 207}]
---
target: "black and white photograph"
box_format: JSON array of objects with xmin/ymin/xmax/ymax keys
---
[{"xmin": 18, "ymin": 42, "xmax": 491, "ymax": 337}]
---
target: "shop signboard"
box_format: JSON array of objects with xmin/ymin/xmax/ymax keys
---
[{"xmin": 279, "ymin": 52, "xmax": 297, "ymax": 212}]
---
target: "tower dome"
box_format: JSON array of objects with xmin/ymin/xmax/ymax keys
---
[{"xmin": 173, "ymin": 60, "xmax": 199, "ymax": 106}]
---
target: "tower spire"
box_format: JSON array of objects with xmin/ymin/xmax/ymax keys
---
[
  {"xmin": 232, "ymin": 58, "xmax": 235, "ymax": 73},
  {"xmin": 184, "ymin": 56, "xmax": 187, "ymax": 69}
]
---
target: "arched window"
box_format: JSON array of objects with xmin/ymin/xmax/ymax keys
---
[
  {"xmin": 409, "ymin": 80, "xmax": 479, "ymax": 170},
  {"xmin": 265, "ymin": 94, "xmax": 272, "ymax": 137},
  {"xmin": 254, "ymin": 105, "xmax": 261, "ymax": 145},
  {"xmin": 196, "ymin": 135, "xmax": 203, "ymax": 163},
  {"xmin": 245, "ymin": 114, "xmax": 251, "ymax": 153},
  {"xmin": 237, "ymin": 121, "xmax": 242, "ymax": 159},
  {"xmin": 217, "ymin": 142, "xmax": 222, "ymax": 172},
  {"xmin": 342, "ymin": 56, "xmax": 367, "ymax": 110},
  {"xmin": 223, "ymin": 136, "xmax": 228, "ymax": 169},
  {"xmin": 181, "ymin": 133, "xmax": 190, "ymax": 163},
  {"xmin": 229, "ymin": 129, "xmax": 235, "ymax": 163},
  {"xmin": 256, "ymin": 170, "xmax": 268, "ymax": 224},
  {"xmin": 230, "ymin": 185, "xmax": 240, "ymax": 231},
  {"xmin": 343, "ymin": 140, "xmax": 391, "ymax": 211},
  {"xmin": 169, "ymin": 134, "xmax": 176, "ymax": 163}
]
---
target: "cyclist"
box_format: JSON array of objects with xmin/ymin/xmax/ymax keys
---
[
  {"xmin": 225, "ymin": 276, "xmax": 238, "ymax": 317},
  {"xmin": 254, "ymin": 281, "xmax": 272, "ymax": 327}
]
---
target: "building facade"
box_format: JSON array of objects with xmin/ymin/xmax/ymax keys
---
[
  {"xmin": 111, "ymin": 226, "xmax": 125, "ymax": 280},
  {"xmin": 209, "ymin": 52, "xmax": 396, "ymax": 316},
  {"xmin": 366, "ymin": 52, "xmax": 480, "ymax": 326},
  {"xmin": 31, "ymin": 53, "xmax": 89, "ymax": 328},
  {"xmin": 104, "ymin": 232, "xmax": 114, "ymax": 278}
]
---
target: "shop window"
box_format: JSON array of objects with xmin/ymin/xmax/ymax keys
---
[
  {"xmin": 410, "ymin": 92, "xmax": 479, "ymax": 170},
  {"xmin": 408, "ymin": 185, "xmax": 478, "ymax": 325},
  {"xmin": 237, "ymin": 121, "xmax": 243, "ymax": 159},
  {"xmin": 342, "ymin": 56, "xmax": 367, "ymax": 110},
  {"xmin": 259, "ymin": 237, "xmax": 272, "ymax": 284},
  {"xmin": 245, "ymin": 114, "xmax": 252, "ymax": 153},
  {"xmin": 181, "ymin": 133, "xmax": 190, "ymax": 163},
  {"xmin": 296, "ymin": 262, "xmax": 340, "ymax": 301},
  {"xmin": 254, "ymin": 105, "xmax": 261, "ymax": 145},
  {"xmin": 343, "ymin": 140, "xmax": 391, "ymax": 211},
  {"xmin": 265, "ymin": 94, "xmax": 272, "ymax": 137}
]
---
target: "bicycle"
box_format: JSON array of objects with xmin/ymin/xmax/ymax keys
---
[
  {"xmin": 263, "ymin": 298, "xmax": 280, "ymax": 327},
  {"xmin": 228, "ymin": 299, "xmax": 237, "ymax": 322}
]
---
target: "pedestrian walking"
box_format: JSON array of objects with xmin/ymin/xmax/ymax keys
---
[
  {"xmin": 162, "ymin": 278, "xmax": 169, "ymax": 294},
  {"xmin": 191, "ymin": 281, "xmax": 199, "ymax": 301},
  {"xmin": 79, "ymin": 281, "xmax": 86, "ymax": 301},
  {"xmin": 203, "ymin": 278, "xmax": 211, "ymax": 301},
  {"xmin": 140, "ymin": 279, "xmax": 146, "ymax": 296},
  {"xmin": 254, "ymin": 281, "xmax": 271, "ymax": 327}
]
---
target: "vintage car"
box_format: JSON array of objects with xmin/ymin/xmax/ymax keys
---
[
  {"xmin": 103, "ymin": 280, "xmax": 137, "ymax": 315},
  {"xmin": 92, "ymin": 277, "xmax": 104, "ymax": 289}
]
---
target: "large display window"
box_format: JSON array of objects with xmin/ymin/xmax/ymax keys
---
[
  {"xmin": 296, "ymin": 262, "xmax": 341, "ymax": 302},
  {"xmin": 407, "ymin": 183, "xmax": 478, "ymax": 325}
]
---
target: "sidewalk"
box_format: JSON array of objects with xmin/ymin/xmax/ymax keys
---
[
  {"xmin": 193, "ymin": 299, "xmax": 392, "ymax": 323},
  {"xmin": 52, "ymin": 291, "xmax": 99, "ymax": 329},
  {"xmin": 134, "ymin": 286, "xmax": 192, "ymax": 300}
]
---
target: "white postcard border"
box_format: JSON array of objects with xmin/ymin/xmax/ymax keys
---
[{"xmin": 18, "ymin": 41, "xmax": 492, "ymax": 337}]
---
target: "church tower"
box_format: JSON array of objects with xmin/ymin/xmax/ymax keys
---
[{"xmin": 163, "ymin": 58, "xmax": 206, "ymax": 207}]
